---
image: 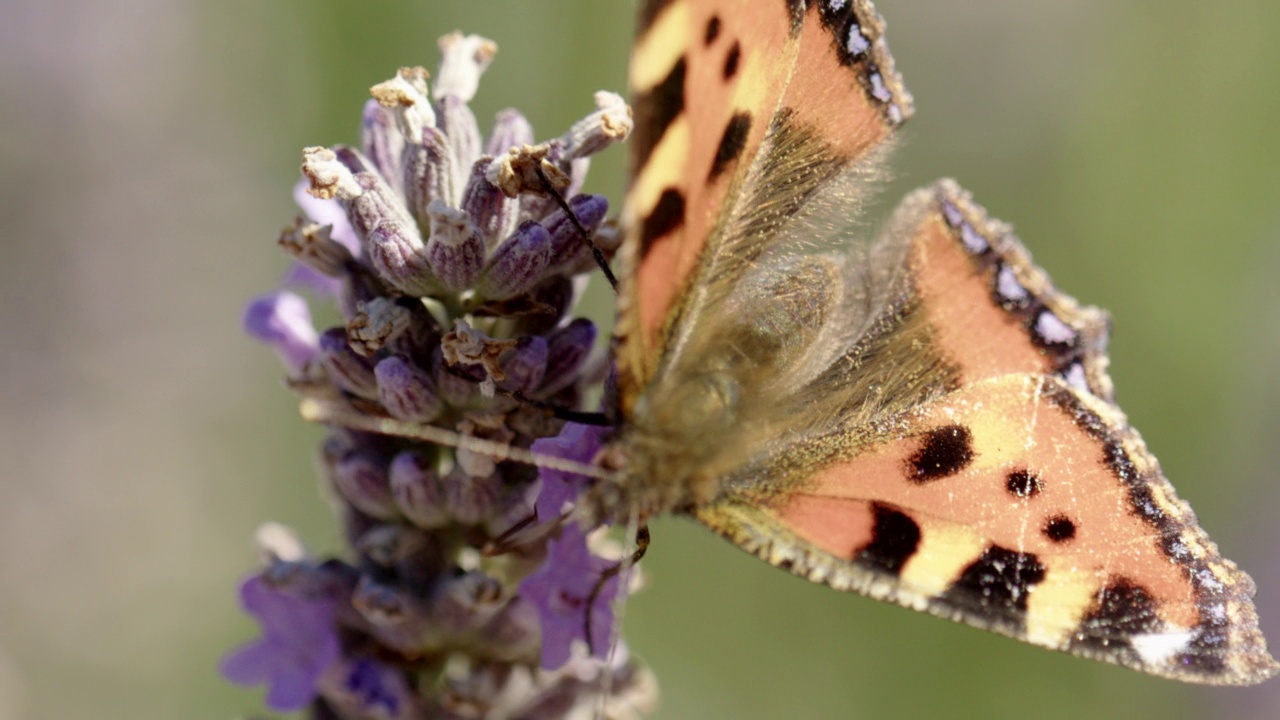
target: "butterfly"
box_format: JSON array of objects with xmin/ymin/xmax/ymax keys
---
[{"xmin": 586, "ymin": 0, "xmax": 1278, "ymax": 685}]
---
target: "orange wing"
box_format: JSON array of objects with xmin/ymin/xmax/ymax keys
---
[
  {"xmin": 617, "ymin": 0, "xmax": 911, "ymax": 411},
  {"xmin": 693, "ymin": 182, "xmax": 1277, "ymax": 685}
]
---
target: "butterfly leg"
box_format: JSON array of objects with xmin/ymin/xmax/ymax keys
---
[
  {"xmin": 534, "ymin": 164, "xmax": 619, "ymax": 290},
  {"xmin": 585, "ymin": 524, "xmax": 651, "ymax": 654}
]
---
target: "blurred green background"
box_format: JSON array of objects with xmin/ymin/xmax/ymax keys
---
[{"xmin": 1, "ymin": 1, "xmax": 1278, "ymax": 718}]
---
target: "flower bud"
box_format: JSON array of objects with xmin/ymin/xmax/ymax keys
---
[
  {"xmin": 461, "ymin": 157, "xmax": 517, "ymax": 248},
  {"xmin": 366, "ymin": 220, "xmax": 441, "ymax": 296},
  {"xmin": 331, "ymin": 451, "xmax": 399, "ymax": 520},
  {"xmin": 477, "ymin": 221, "xmax": 554, "ymax": 300},
  {"xmin": 485, "ymin": 108, "xmax": 534, "ymax": 157},
  {"xmin": 277, "ymin": 216, "xmax": 353, "ymax": 277},
  {"xmin": 403, "ymin": 125, "xmax": 454, "ymax": 222},
  {"xmin": 544, "ymin": 194, "xmax": 609, "ymax": 274},
  {"xmin": 369, "ymin": 65, "xmax": 435, "ymax": 140},
  {"xmin": 318, "ymin": 327, "xmax": 379, "ymax": 399},
  {"xmin": 442, "ymin": 465, "xmax": 500, "ymax": 522},
  {"xmin": 375, "ymin": 355, "xmax": 442, "ymax": 423},
  {"xmin": 541, "ymin": 319, "xmax": 596, "ymax": 395},
  {"xmin": 351, "ymin": 577, "xmax": 432, "ymax": 656},
  {"xmin": 388, "ymin": 450, "xmax": 450, "ymax": 529},
  {"xmin": 424, "ymin": 200, "xmax": 484, "ymax": 289},
  {"xmin": 428, "ymin": 571, "xmax": 506, "ymax": 633},
  {"xmin": 433, "ymin": 32, "xmax": 497, "ymax": 103},
  {"xmin": 360, "ymin": 99, "xmax": 406, "ymax": 195},
  {"xmin": 437, "ymin": 94, "xmax": 482, "ymax": 196},
  {"xmin": 499, "ymin": 335, "xmax": 548, "ymax": 395}
]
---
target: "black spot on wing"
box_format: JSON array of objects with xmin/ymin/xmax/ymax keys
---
[
  {"xmin": 907, "ymin": 425, "xmax": 974, "ymax": 482},
  {"xmin": 1043, "ymin": 515, "xmax": 1077, "ymax": 543},
  {"xmin": 631, "ymin": 56, "xmax": 687, "ymax": 171},
  {"xmin": 1177, "ymin": 600, "xmax": 1230, "ymax": 676},
  {"xmin": 704, "ymin": 15, "xmax": 721, "ymax": 45},
  {"xmin": 708, "ymin": 112, "xmax": 751, "ymax": 182},
  {"xmin": 640, "ymin": 188, "xmax": 686, "ymax": 252},
  {"xmin": 855, "ymin": 504, "xmax": 921, "ymax": 575},
  {"xmin": 1071, "ymin": 577, "xmax": 1160, "ymax": 657},
  {"xmin": 1005, "ymin": 469, "xmax": 1041, "ymax": 498},
  {"xmin": 723, "ymin": 40, "xmax": 741, "ymax": 80},
  {"xmin": 941, "ymin": 546, "xmax": 1046, "ymax": 632}
]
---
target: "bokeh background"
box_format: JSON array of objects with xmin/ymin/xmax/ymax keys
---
[{"xmin": 2, "ymin": 1, "xmax": 1278, "ymax": 718}]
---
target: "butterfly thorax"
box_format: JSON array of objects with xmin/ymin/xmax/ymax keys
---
[
  {"xmin": 594, "ymin": 251, "xmax": 875, "ymax": 526},
  {"xmin": 588, "ymin": 368, "xmax": 743, "ymax": 525}
]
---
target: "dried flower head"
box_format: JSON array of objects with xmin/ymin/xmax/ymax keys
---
[{"xmin": 229, "ymin": 33, "xmax": 655, "ymax": 719}]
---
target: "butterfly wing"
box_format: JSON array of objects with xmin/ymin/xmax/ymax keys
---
[
  {"xmin": 691, "ymin": 182, "xmax": 1277, "ymax": 685},
  {"xmin": 614, "ymin": 0, "xmax": 1275, "ymax": 685},
  {"xmin": 617, "ymin": 0, "xmax": 911, "ymax": 411}
]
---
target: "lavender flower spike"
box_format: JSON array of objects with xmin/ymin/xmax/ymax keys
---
[{"xmin": 232, "ymin": 31, "xmax": 655, "ymax": 718}]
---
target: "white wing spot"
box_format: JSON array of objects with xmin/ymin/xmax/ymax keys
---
[
  {"xmin": 846, "ymin": 24, "xmax": 870, "ymax": 56},
  {"xmin": 996, "ymin": 264, "xmax": 1029, "ymax": 303},
  {"xmin": 1132, "ymin": 630, "xmax": 1196, "ymax": 666},
  {"xmin": 1035, "ymin": 311, "xmax": 1077, "ymax": 345},
  {"xmin": 1063, "ymin": 362, "xmax": 1089, "ymax": 392}
]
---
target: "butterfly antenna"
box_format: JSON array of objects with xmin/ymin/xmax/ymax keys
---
[
  {"xmin": 298, "ymin": 398, "xmax": 611, "ymax": 479},
  {"xmin": 535, "ymin": 164, "xmax": 619, "ymax": 291},
  {"xmin": 593, "ymin": 510, "xmax": 648, "ymax": 719}
]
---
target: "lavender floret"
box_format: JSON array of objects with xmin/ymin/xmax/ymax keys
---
[
  {"xmin": 518, "ymin": 522, "xmax": 620, "ymax": 669},
  {"xmin": 220, "ymin": 575, "xmax": 341, "ymax": 712},
  {"xmin": 243, "ymin": 290, "xmax": 320, "ymax": 376}
]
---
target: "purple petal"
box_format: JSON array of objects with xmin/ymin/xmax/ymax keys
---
[
  {"xmin": 265, "ymin": 667, "xmax": 322, "ymax": 712},
  {"xmin": 281, "ymin": 261, "xmax": 344, "ymax": 298},
  {"xmin": 219, "ymin": 640, "xmax": 276, "ymax": 684},
  {"xmin": 530, "ymin": 422, "xmax": 609, "ymax": 519},
  {"xmin": 534, "ymin": 469, "xmax": 581, "ymax": 522},
  {"xmin": 242, "ymin": 290, "xmax": 320, "ymax": 374},
  {"xmin": 222, "ymin": 575, "xmax": 341, "ymax": 711},
  {"xmin": 293, "ymin": 178, "xmax": 360, "ymax": 255},
  {"xmin": 518, "ymin": 523, "xmax": 619, "ymax": 669}
]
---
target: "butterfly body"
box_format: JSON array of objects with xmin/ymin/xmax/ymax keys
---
[{"xmin": 605, "ymin": 0, "xmax": 1278, "ymax": 685}]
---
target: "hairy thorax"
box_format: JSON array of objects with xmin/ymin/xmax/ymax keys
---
[{"xmin": 590, "ymin": 366, "xmax": 744, "ymax": 524}]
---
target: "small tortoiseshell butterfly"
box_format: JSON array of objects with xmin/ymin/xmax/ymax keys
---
[{"xmin": 596, "ymin": 0, "xmax": 1276, "ymax": 685}]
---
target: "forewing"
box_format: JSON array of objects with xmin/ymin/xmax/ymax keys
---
[{"xmin": 617, "ymin": 0, "xmax": 912, "ymax": 412}]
